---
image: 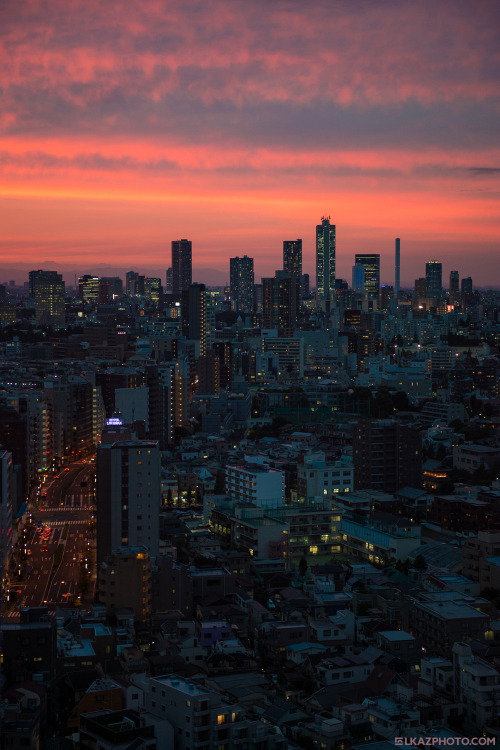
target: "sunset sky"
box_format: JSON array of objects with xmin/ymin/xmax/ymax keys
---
[{"xmin": 1, "ymin": 0, "xmax": 499, "ymax": 286}]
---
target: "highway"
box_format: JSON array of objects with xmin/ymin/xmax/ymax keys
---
[{"xmin": 3, "ymin": 460, "xmax": 96, "ymax": 620}]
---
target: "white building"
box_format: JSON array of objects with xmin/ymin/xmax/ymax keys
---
[
  {"xmin": 297, "ymin": 451, "xmax": 353, "ymax": 500},
  {"xmin": 225, "ymin": 463, "xmax": 285, "ymax": 508}
]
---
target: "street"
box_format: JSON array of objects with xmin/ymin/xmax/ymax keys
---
[{"xmin": 3, "ymin": 460, "xmax": 96, "ymax": 620}]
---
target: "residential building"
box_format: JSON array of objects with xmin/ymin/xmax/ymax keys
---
[
  {"xmin": 230, "ymin": 256, "xmax": 254, "ymax": 313},
  {"xmin": 172, "ymin": 238, "xmax": 192, "ymax": 296},
  {"xmin": 96, "ymin": 440, "xmax": 160, "ymax": 565}
]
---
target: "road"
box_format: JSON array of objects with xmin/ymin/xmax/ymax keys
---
[{"xmin": 3, "ymin": 460, "xmax": 96, "ymax": 620}]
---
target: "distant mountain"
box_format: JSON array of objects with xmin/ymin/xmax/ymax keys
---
[{"xmin": 0, "ymin": 264, "xmax": 229, "ymax": 288}]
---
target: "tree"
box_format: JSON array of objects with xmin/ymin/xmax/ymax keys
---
[
  {"xmin": 299, "ymin": 557, "xmax": 308, "ymax": 578},
  {"xmin": 414, "ymin": 554, "xmax": 428, "ymax": 572}
]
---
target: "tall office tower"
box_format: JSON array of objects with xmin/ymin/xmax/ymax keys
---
[
  {"xmin": 165, "ymin": 267, "xmax": 173, "ymax": 295},
  {"xmin": 126, "ymin": 270, "xmax": 138, "ymax": 295},
  {"xmin": 99, "ymin": 276, "xmax": 122, "ymax": 303},
  {"xmin": 262, "ymin": 271, "xmax": 297, "ymax": 329},
  {"xmin": 316, "ymin": 216, "xmax": 336, "ymax": 300},
  {"xmin": 0, "ymin": 448, "xmax": 13, "ymax": 576},
  {"xmin": 96, "ymin": 439, "xmax": 160, "ymax": 565},
  {"xmin": 29, "ymin": 269, "xmax": 65, "ymax": 327},
  {"xmin": 450, "ymin": 270, "xmax": 459, "ymax": 296},
  {"xmin": 425, "ymin": 260, "xmax": 442, "ymax": 300},
  {"xmin": 283, "ymin": 239, "xmax": 302, "ymax": 278},
  {"xmin": 229, "ymin": 255, "xmax": 254, "ymax": 313},
  {"xmin": 126, "ymin": 272, "xmax": 145, "ymax": 296},
  {"xmin": 395, "ymin": 238, "xmax": 400, "ymax": 297},
  {"xmin": 146, "ymin": 362, "xmax": 188, "ymax": 448},
  {"xmin": 353, "ymin": 419, "xmax": 422, "ymax": 493},
  {"xmin": 171, "ymin": 239, "xmax": 192, "ymax": 296},
  {"xmin": 354, "ymin": 254, "xmax": 380, "ymax": 302},
  {"xmin": 78, "ymin": 275, "xmax": 99, "ymax": 303},
  {"xmin": 144, "ymin": 277, "xmax": 161, "ymax": 303},
  {"xmin": 181, "ymin": 283, "xmax": 206, "ymax": 356},
  {"xmin": 352, "ymin": 263, "xmax": 365, "ymax": 294}
]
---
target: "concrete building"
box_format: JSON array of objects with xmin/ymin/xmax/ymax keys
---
[
  {"xmin": 297, "ymin": 451, "xmax": 353, "ymax": 500},
  {"xmin": 353, "ymin": 419, "xmax": 422, "ymax": 493},
  {"xmin": 225, "ymin": 463, "xmax": 285, "ymax": 508},
  {"xmin": 98, "ymin": 546, "xmax": 152, "ymax": 623},
  {"xmin": 96, "ymin": 440, "xmax": 160, "ymax": 565},
  {"xmin": 144, "ymin": 674, "xmax": 286, "ymax": 750},
  {"xmin": 29, "ymin": 269, "xmax": 65, "ymax": 327},
  {"xmin": 340, "ymin": 511, "xmax": 421, "ymax": 565},
  {"xmin": 412, "ymin": 596, "xmax": 490, "ymax": 657}
]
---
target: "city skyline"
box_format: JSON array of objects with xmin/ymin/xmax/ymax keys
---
[{"xmin": 1, "ymin": 1, "xmax": 499, "ymax": 285}]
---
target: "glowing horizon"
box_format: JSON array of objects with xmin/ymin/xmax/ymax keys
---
[{"xmin": 1, "ymin": 0, "xmax": 499, "ymax": 287}]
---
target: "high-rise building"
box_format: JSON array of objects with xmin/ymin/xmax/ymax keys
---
[
  {"xmin": 165, "ymin": 267, "xmax": 173, "ymax": 295},
  {"xmin": 181, "ymin": 283, "xmax": 206, "ymax": 356},
  {"xmin": 461, "ymin": 276, "xmax": 473, "ymax": 311},
  {"xmin": 449, "ymin": 270, "xmax": 459, "ymax": 295},
  {"xmin": 425, "ymin": 260, "xmax": 442, "ymax": 300},
  {"xmin": 414, "ymin": 277, "xmax": 427, "ymax": 306},
  {"xmin": 126, "ymin": 271, "xmax": 145, "ymax": 296},
  {"xmin": 78, "ymin": 275, "xmax": 99, "ymax": 304},
  {"xmin": 144, "ymin": 277, "xmax": 161, "ymax": 303},
  {"xmin": 353, "ymin": 419, "xmax": 422, "ymax": 493},
  {"xmin": 316, "ymin": 217, "xmax": 336, "ymax": 300},
  {"xmin": 354, "ymin": 254, "xmax": 380, "ymax": 302},
  {"xmin": 395, "ymin": 238, "xmax": 401, "ymax": 297},
  {"xmin": 98, "ymin": 277, "xmax": 123, "ymax": 303},
  {"xmin": 96, "ymin": 440, "xmax": 160, "ymax": 565},
  {"xmin": 146, "ymin": 362, "xmax": 188, "ymax": 448},
  {"xmin": 29, "ymin": 269, "xmax": 65, "ymax": 327},
  {"xmin": 262, "ymin": 271, "xmax": 297, "ymax": 329},
  {"xmin": 171, "ymin": 239, "xmax": 192, "ymax": 296},
  {"xmin": 197, "ymin": 350, "xmax": 220, "ymax": 396},
  {"xmin": 283, "ymin": 239, "xmax": 302, "ymax": 279},
  {"xmin": 352, "ymin": 263, "xmax": 365, "ymax": 294},
  {"xmin": 229, "ymin": 255, "xmax": 254, "ymax": 313}
]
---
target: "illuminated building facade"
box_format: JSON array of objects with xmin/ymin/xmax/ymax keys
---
[
  {"xmin": 29, "ymin": 269, "xmax": 65, "ymax": 327},
  {"xmin": 316, "ymin": 216, "xmax": 335, "ymax": 300},
  {"xmin": 354, "ymin": 254, "xmax": 380, "ymax": 303}
]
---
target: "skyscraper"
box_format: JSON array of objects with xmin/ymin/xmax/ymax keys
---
[
  {"xmin": 29, "ymin": 269, "xmax": 65, "ymax": 327},
  {"xmin": 354, "ymin": 254, "xmax": 380, "ymax": 302},
  {"xmin": 449, "ymin": 270, "xmax": 459, "ymax": 294},
  {"xmin": 352, "ymin": 263, "xmax": 365, "ymax": 294},
  {"xmin": 229, "ymin": 255, "xmax": 254, "ymax": 313},
  {"xmin": 283, "ymin": 239, "xmax": 302, "ymax": 278},
  {"xmin": 425, "ymin": 260, "xmax": 442, "ymax": 300},
  {"xmin": 316, "ymin": 217, "xmax": 335, "ymax": 300},
  {"xmin": 78, "ymin": 275, "xmax": 99, "ymax": 303},
  {"xmin": 262, "ymin": 271, "xmax": 297, "ymax": 330},
  {"xmin": 171, "ymin": 239, "xmax": 192, "ymax": 296},
  {"xmin": 395, "ymin": 238, "xmax": 400, "ymax": 297}
]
